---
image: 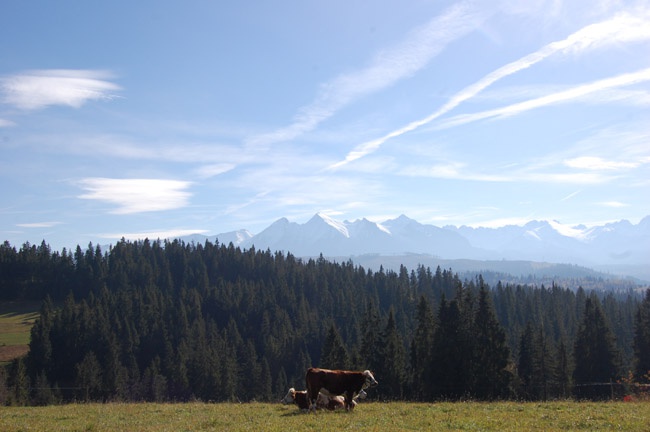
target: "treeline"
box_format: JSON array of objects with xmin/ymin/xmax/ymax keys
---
[{"xmin": 0, "ymin": 239, "xmax": 649, "ymax": 405}]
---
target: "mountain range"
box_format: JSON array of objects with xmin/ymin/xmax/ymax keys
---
[{"xmin": 186, "ymin": 213, "xmax": 650, "ymax": 282}]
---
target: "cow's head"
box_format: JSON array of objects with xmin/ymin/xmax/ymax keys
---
[
  {"xmin": 362, "ymin": 370, "xmax": 378, "ymax": 388},
  {"xmin": 281, "ymin": 388, "xmax": 296, "ymax": 404},
  {"xmin": 356, "ymin": 389, "xmax": 368, "ymax": 400}
]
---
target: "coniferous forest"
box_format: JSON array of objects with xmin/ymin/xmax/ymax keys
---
[{"xmin": 1, "ymin": 239, "xmax": 649, "ymax": 405}]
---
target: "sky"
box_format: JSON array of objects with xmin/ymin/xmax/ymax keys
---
[{"xmin": 1, "ymin": 0, "xmax": 649, "ymax": 252}]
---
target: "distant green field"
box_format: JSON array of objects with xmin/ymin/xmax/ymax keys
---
[
  {"xmin": 0, "ymin": 302, "xmax": 39, "ymax": 362},
  {"xmin": 0, "ymin": 401, "xmax": 649, "ymax": 431}
]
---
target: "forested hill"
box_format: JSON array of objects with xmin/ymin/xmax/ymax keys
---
[{"xmin": 1, "ymin": 239, "xmax": 649, "ymax": 405}]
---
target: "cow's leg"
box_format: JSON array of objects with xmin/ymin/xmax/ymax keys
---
[
  {"xmin": 344, "ymin": 391, "xmax": 353, "ymax": 411},
  {"xmin": 307, "ymin": 385, "xmax": 320, "ymax": 412}
]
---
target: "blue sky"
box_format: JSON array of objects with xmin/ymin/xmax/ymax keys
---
[{"xmin": 1, "ymin": 0, "xmax": 649, "ymax": 251}]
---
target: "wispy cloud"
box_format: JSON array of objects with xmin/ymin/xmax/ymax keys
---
[
  {"xmin": 246, "ymin": 2, "xmax": 485, "ymax": 148},
  {"xmin": 16, "ymin": 221, "xmax": 61, "ymax": 228},
  {"xmin": 0, "ymin": 69, "xmax": 120, "ymax": 110},
  {"xmin": 330, "ymin": 10, "xmax": 650, "ymax": 168},
  {"xmin": 563, "ymin": 156, "xmax": 640, "ymax": 170},
  {"xmin": 597, "ymin": 201, "xmax": 629, "ymax": 208},
  {"xmin": 97, "ymin": 229, "xmax": 209, "ymax": 241},
  {"xmin": 0, "ymin": 118, "xmax": 15, "ymax": 128},
  {"xmin": 77, "ymin": 178, "xmax": 192, "ymax": 214},
  {"xmin": 193, "ymin": 163, "xmax": 236, "ymax": 179}
]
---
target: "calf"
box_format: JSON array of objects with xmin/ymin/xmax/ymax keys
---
[
  {"xmin": 282, "ymin": 388, "xmax": 347, "ymax": 411},
  {"xmin": 282, "ymin": 388, "xmax": 311, "ymax": 410}
]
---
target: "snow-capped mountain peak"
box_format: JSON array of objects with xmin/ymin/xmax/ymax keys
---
[
  {"xmin": 312, "ymin": 212, "xmax": 349, "ymax": 238},
  {"xmin": 206, "ymin": 213, "xmax": 649, "ymax": 280}
]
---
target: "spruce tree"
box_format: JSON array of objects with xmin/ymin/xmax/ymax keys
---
[
  {"xmin": 410, "ymin": 295, "xmax": 435, "ymax": 400},
  {"xmin": 431, "ymin": 296, "xmax": 466, "ymax": 399},
  {"xmin": 379, "ymin": 308, "xmax": 407, "ymax": 400},
  {"xmin": 573, "ymin": 296, "xmax": 620, "ymax": 399},
  {"xmin": 517, "ymin": 322, "xmax": 536, "ymax": 400},
  {"xmin": 360, "ymin": 299, "xmax": 382, "ymax": 372},
  {"xmin": 471, "ymin": 284, "xmax": 511, "ymax": 399},
  {"xmin": 634, "ymin": 289, "xmax": 650, "ymax": 382},
  {"xmin": 321, "ymin": 323, "xmax": 350, "ymax": 370}
]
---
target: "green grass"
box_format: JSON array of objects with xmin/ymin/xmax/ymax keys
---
[
  {"xmin": 0, "ymin": 401, "xmax": 648, "ymax": 431},
  {"xmin": 0, "ymin": 302, "xmax": 39, "ymax": 363}
]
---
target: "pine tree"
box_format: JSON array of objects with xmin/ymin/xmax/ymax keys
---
[
  {"xmin": 321, "ymin": 323, "xmax": 350, "ymax": 370},
  {"xmin": 431, "ymin": 296, "xmax": 467, "ymax": 399},
  {"xmin": 517, "ymin": 322, "xmax": 536, "ymax": 400},
  {"xmin": 360, "ymin": 299, "xmax": 382, "ymax": 371},
  {"xmin": 379, "ymin": 308, "xmax": 407, "ymax": 400},
  {"xmin": 27, "ymin": 295, "xmax": 54, "ymax": 379},
  {"xmin": 554, "ymin": 337, "xmax": 572, "ymax": 398},
  {"xmin": 75, "ymin": 351, "xmax": 103, "ymax": 402},
  {"xmin": 471, "ymin": 283, "xmax": 511, "ymax": 399},
  {"xmin": 9, "ymin": 358, "xmax": 30, "ymax": 406},
  {"xmin": 31, "ymin": 370, "xmax": 55, "ymax": 406},
  {"xmin": 634, "ymin": 289, "xmax": 650, "ymax": 382},
  {"xmin": 410, "ymin": 295, "xmax": 435, "ymax": 400},
  {"xmin": 573, "ymin": 296, "xmax": 620, "ymax": 399}
]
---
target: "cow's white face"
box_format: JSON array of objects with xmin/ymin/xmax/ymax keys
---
[
  {"xmin": 362, "ymin": 370, "xmax": 378, "ymax": 388},
  {"xmin": 281, "ymin": 388, "xmax": 296, "ymax": 404},
  {"xmin": 356, "ymin": 389, "xmax": 368, "ymax": 400}
]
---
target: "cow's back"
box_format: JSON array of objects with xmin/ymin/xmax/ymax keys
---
[{"xmin": 306, "ymin": 367, "xmax": 365, "ymax": 395}]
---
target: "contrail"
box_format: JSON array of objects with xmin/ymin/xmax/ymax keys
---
[
  {"xmin": 246, "ymin": 1, "xmax": 485, "ymax": 149},
  {"xmin": 329, "ymin": 11, "xmax": 650, "ymax": 169},
  {"xmin": 437, "ymin": 67, "xmax": 650, "ymax": 129}
]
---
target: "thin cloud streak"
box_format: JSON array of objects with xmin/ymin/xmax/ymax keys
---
[
  {"xmin": 246, "ymin": 2, "xmax": 485, "ymax": 148},
  {"xmin": 561, "ymin": 190, "xmax": 582, "ymax": 202},
  {"xmin": 564, "ymin": 156, "xmax": 640, "ymax": 170},
  {"xmin": 438, "ymin": 67, "xmax": 650, "ymax": 129},
  {"xmin": 329, "ymin": 10, "xmax": 650, "ymax": 169},
  {"xmin": 16, "ymin": 222, "xmax": 61, "ymax": 228}
]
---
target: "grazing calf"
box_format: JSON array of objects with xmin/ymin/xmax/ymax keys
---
[
  {"xmin": 281, "ymin": 388, "xmax": 310, "ymax": 410},
  {"xmin": 306, "ymin": 368, "xmax": 378, "ymax": 411},
  {"xmin": 282, "ymin": 388, "xmax": 347, "ymax": 411}
]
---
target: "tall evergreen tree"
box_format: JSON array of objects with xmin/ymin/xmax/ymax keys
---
[
  {"xmin": 517, "ymin": 322, "xmax": 536, "ymax": 400},
  {"xmin": 75, "ymin": 351, "xmax": 103, "ymax": 402},
  {"xmin": 471, "ymin": 283, "xmax": 511, "ymax": 399},
  {"xmin": 321, "ymin": 323, "xmax": 350, "ymax": 370},
  {"xmin": 573, "ymin": 296, "xmax": 620, "ymax": 399},
  {"xmin": 378, "ymin": 308, "xmax": 407, "ymax": 400},
  {"xmin": 9, "ymin": 358, "xmax": 29, "ymax": 406},
  {"xmin": 360, "ymin": 299, "xmax": 382, "ymax": 372},
  {"xmin": 410, "ymin": 295, "xmax": 435, "ymax": 400},
  {"xmin": 554, "ymin": 337, "xmax": 572, "ymax": 398},
  {"xmin": 431, "ymin": 296, "xmax": 467, "ymax": 399},
  {"xmin": 634, "ymin": 289, "xmax": 650, "ymax": 382}
]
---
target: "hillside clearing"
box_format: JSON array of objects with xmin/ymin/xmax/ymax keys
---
[
  {"xmin": 0, "ymin": 401, "xmax": 648, "ymax": 431},
  {"xmin": 0, "ymin": 302, "xmax": 39, "ymax": 363}
]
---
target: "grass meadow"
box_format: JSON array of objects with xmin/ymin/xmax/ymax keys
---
[
  {"xmin": 0, "ymin": 400, "xmax": 649, "ymax": 432},
  {"xmin": 0, "ymin": 302, "xmax": 39, "ymax": 363}
]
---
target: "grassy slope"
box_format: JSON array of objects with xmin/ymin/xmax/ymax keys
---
[
  {"xmin": 0, "ymin": 401, "xmax": 649, "ymax": 431},
  {"xmin": 0, "ymin": 302, "xmax": 39, "ymax": 363}
]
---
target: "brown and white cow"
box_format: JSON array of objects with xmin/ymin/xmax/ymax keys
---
[
  {"xmin": 282, "ymin": 387, "xmax": 355, "ymax": 411},
  {"xmin": 282, "ymin": 388, "xmax": 311, "ymax": 410},
  {"xmin": 306, "ymin": 367, "xmax": 378, "ymax": 411}
]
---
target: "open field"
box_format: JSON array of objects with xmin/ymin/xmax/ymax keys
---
[
  {"xmin": 1, "ymin": 401, "xmax": 649, "ymax": 431},
  {"xmin": 0, "ymin": 302, "xmax": 39, "ymax": 363}
]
